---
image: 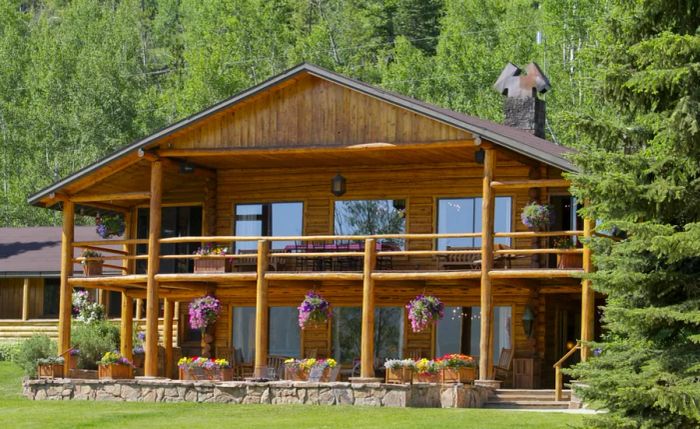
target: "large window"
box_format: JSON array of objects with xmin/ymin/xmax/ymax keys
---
[
  {"xmin": 436, "ymin": 306, "xmax": 512, "ymax": 364},
  {"xmin": 436, "ymin": 197, "xmax": 512, "ymax": 249},
  {"xmin": 334, "ymin": 199, "xmax": 406, "ymax": 250},
  {"xmin": 232, "ymin": 307, "xmax": 256, "ymax": 363},
  {"xmin": 269, "ymin": 307, "xmax": 301, "ymax": 358},
  {"xmin": 137, "ymin": 206, "xmax": 202, "ymax": 273},
  {"xmin": 234, "ymin": 202, "xmax": 303, "ymax": 252},
  {"xmin": 331, "ymin": 307, "xmax": 404, "ymax": 364}
]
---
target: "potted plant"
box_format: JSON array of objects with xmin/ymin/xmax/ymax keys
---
[
  {"xmin": 553, "ymin": 237, "xmax": 583, "ymax": 268},
  {"xmin": 297, "ymin": 291, "xmax": 332, "ymax": 329},
  {"xmin": 414, "ymin": 358, "xmax": 440, "ymax": 383},
  {"xmin": 132, "ymin": 331, "xmax": 145, "ymax": 368},
  {"xmin": 521, "ymin": 202, "xmax": 553, "ymax": 231},
  {"xmin": 384, "ymin": 359, "xmax": 415, "ymax": 384},
  {"xmin": 95, "ymin": 214, "xmax": 125, "ymax": 239},
  {"xmin": 67, "ymin": 349, "xmax": 80, "ymax": 370},
  {"xmin": 97, "ymin": 351, "xmax": 134, "ymax": 380},
  {"xmin": 178, "ymin": 357, "xmax": 233, "ymax": 381},
  {"xmin": 37, "ymin": 356, "xmax": 65, "ymax": 378},
  {"xmin": 436, "ymin": 354, "xmax": 477, "ymax": 384},
  {"xmin": 314, "ymin": 358, "xmax": 337, "ymax": 382},
  {"xmin": 406, "ymin": 294, "xmax": 444, "ymax": 333},
  {"xmin": 193, "ymin": 244, "xmax": 229, "ymax": 274},
  {"xmin": 284, "ymin": 358, "xmax": 309, "ymax": 381},
  {"xmin": 81, "ymin": 249, "xmax": 104, "ymax": 276}
]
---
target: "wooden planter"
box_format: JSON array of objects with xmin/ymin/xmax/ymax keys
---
[
  {"xmin": 557, "ymin": 253, "xmax": 583, "ymax": 269},
  {"xmin": 285, "ymin": 367, "xmax": 308, "ymax": 381},
  {"xmin": 69, "ymin": 369, "xmax": 98, "ymax": 379},
  {"xmin": 67, "ymin": 354, "xmax": 79, "ymax": 370},
  {"xmin": 132, "ymin": 352, "xmax": 145, "ymax": 368},
  {"xmin": 194, "ymin": 258, "xmax": 226, "ymax": 274},
  {"xmin": 385, "ymin": 367, "xmax": 413, "ymax": 384},
  {"xmin": 413, "ymin": 372, "xmax": 440, "ymax": 383},
  {"xmin": 179, "ymin": 367, "xmax": 233, "ymax": 381},
  {"xmin": 440, "ymin": 366, "xmax": 477, "ymax": 384},
  {"xmin": 82, "ymin": 260, "xmax": 103, "ymax": 276},
  {"xmin": 98, "ymin": 364, "xmax": 133, "ymax": 380},
  {"xmin": 38, "ymin": 364, "xmax": 64, "ymax": 379}
]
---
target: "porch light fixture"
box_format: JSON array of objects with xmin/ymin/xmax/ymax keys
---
[
  {"xmin": 179, "ymin": 161, "xmax": 195, "ymax": 174},
  {"xmin": 474, "ymin": 148, "xmax": 485, "ymax": 165},
  {"xmin": 522, "ymin": 305, "xmax": 536, "ymax": 338},
  {"xmin": 331, "ymin": 173, "xmax": 346, "ymax": 197}
]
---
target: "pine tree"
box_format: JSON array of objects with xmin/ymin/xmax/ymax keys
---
[{"xmin": 568, "ymin": 1, "xmax": 700, "ymax": 427}]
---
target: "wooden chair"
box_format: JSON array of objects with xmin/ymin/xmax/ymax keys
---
[
  {"xmin": 236, "ymin": 249, "xmax": 280, "ymax": 272},
  {"xmin": 493, "ymin": 348, "xmax": 514, "ymax": 386},
  {"xmin": 267, "ymin": 355, "xmax": 288, "ymax": 380},
  {"xmin": 436, "ymin": 246, "xmax": 480, "ymax": 270},
  {"xmin": 303, "ymin": 348, "xmax": 318, "ymax": 359},
  {"xmin": 406, "ymin": 348, "xmax": 428, "ymax": 360}
]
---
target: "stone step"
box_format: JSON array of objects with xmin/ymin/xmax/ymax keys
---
[
  {"xmin": 483, "ymin": 400, "xmax": 571, "ymax": 410},
  {"xmin": 490, "ymin": 389, "xmax": 570, "ymax": 401}
]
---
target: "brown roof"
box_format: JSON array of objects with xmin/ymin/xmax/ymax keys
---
[
  {"xmin": 0, "ymin": 227, "xmax": 116, "ymax": 277},
  {"xmin": 28, "ymin": 63, "xmax": 575, "ymax": 206}
]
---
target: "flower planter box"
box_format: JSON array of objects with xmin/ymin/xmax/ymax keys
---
[
  {"xmin": 82, "ymin": 260, "xmax": 103, "ymax": 276},
  {"xmin": 67, "ymin": 355, "xmax": 79, "ymax": 370},
  {"xmin": 69, "ymin": 369, "xmax": 98, "ymax": 379},
  {"xmin": 385, "ymin": 367, "xmax": 413, "ymax": 384},
  {"xmin": 98, "ymin": 364, "xmax": 133, "ymax": 380},
  {"xmin": 38, "ymin": 364, "xmax": 64, "ymax": 379},
  {"xmin": 194, "ymin": 258, "xmax": 226, "ymax": 274},
  {"xmin": 557, "ymin": 253, "xmax": 583, "ymax": 269},
  {"xmin": 440, "ymin": 367, "xmax": 476, "ymax": 384},
  {"xmin": 179, "ymin": 367, "xmax": 233, "ymax": 381},
  {"xmin": 285, "ymin": 367, "xmax": 308, "ymax": 381},
  {"xmin": 413, "ymin": 372, "xmax": 440, "ymax": 383},
  {"xmin": 132, "ymin": 352, "xmax": 145, "ymax": 368}
]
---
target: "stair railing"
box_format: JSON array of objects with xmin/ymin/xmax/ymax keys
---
[{"xmin": 553, "ymin": 341, "xmax": 581, "ymax": 401}]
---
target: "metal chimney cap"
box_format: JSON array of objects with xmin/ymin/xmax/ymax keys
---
[{"xmin": 494, "ymin": 62, "xmax": 551, "ymax": 98}]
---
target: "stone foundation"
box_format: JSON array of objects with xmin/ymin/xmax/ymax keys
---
[{"xmin": 23, "ymin": 378, "xmax": 491, "ymax": 408}]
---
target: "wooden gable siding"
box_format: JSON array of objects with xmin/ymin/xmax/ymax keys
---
[
  {"xmin": 167, "ymin": 75, "xmax": 472, "ymax": 150},
  {"xmin": 0, "ymin": 278, "xmax": 45, "ymax": 319}
]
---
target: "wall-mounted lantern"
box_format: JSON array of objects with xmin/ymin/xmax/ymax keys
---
[
  {"xmin": 522, "ymin": 305, "xmax": 536, "ymax": 338},
  {"xmin": 331, "ymin": 174, "xmax": 346, "ymax": 197}
]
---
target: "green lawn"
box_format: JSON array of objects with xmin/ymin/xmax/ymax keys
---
[{"xmin": 0, "ymin": 362, "xmax": 582, "ymax": 429}]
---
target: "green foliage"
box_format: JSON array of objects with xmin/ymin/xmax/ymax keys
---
[
  {"xmin": 0, "ymin": 342, "xmax": 20, "ymax": 362},
  {"xmin": 567, "ymin": 1, "xmax": 700, "ymax": 427},
  {"xmin": 13, "ymin": 334, "xmax": 55, "ymax": 377},
  {"xmin": 71, "ymin": 320, "xmax": 120, "ymax": 370}
]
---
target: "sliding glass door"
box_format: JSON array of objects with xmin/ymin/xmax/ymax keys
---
[
  {"xmin": 436, "ymin": 197, "xmax": 512, "ymax": 249},
  {"xmin": 435, "ymin": 306, "xmax": 512, "ymax": 363}
]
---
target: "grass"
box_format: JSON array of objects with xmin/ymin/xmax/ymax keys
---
[{"xmin": 0, "ymin": 362, "xmax": 583, "ymax": 429}]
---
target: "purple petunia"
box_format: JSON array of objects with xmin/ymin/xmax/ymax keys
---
[
  {"xmin": 297, "ymin": 291, "xmax": 332, "ymax": 329},
  {"xmin": 189, "ymin": 295, "xmax": 221, "ymax": 332},
  {"xmin": 406, "ymin": 294, "xmax": 444, "ymax": 333}
]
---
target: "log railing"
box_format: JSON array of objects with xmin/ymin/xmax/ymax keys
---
[
  {"xmin": 69, "ymin": 230, "xmax": 586, "ymax": 278},
  {"xmin": 553, "ymin": 341, "xmax": 581, "ymax": 401}
]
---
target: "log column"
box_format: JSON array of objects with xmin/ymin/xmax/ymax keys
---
[
  {"xmin": 253, "ymin": 240, "xmax": 270, "ymax": 378},
  {"xmin": 145, "ymin": 160, "xmax": 163, "ymax": 377},
  {"xmin": 120, "ymin": 293, "xmax": 134, "ymax": 360},
  {"xmin": 479, "ymin": 147, "xmax": 496, "ymax": 380},
  {"xmin": 58, "ymin": 200, "xmax": 75, "ymax": 371},
  {"xmin": 22, "ymin": 278, "xmax": 30, "ymax": 321},
  {"xmin": 580, "ymin": 217, "xmax": 595, "ymax": 361},
  {"xmin": 164, "ymin": 298, "xmax": 174, "ymax": 378},
  {"xmin": 360, "ymin": 238, "xmax": 377, "ymax": 379}
]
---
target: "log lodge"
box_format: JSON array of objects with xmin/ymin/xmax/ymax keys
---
[{"xmin": 26, "ymin": 63, "xmax": 601, "ymax": 394}]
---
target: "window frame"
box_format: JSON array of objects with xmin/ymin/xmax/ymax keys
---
[
  {"xmin": 233, "ymin": 201, "xmax": 304, "ymax": 251},
  {"xmin": 434, "ymin": 195, "xmax": 514, "ymax": 249}
]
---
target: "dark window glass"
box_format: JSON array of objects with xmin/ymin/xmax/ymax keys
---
[
  {"xmin": 331, "ymin": 307, "xmax": 404, "ymax": 364},
  {"xmin": 137, "ymin": 206, "xmax": 203, "ymax": 274},
  {"xmin": 436, "ymin": 306, "xmax": 512, "ymax": 363},
  {"xmin": 108, "ymin": 291, "xmax": 121, "ymax": 318},
  {"xmin": 42, "ymin": 279, "xmax": 60, "ymax": 318},
  {"xmin": 234, "ymin": 202, "xmax": 303, "ymax": 252},
  {"xmin": 436, "ymin": 197, "xmax": 512, "ymax": 249}
]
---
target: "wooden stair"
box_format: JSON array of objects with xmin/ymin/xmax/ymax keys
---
[{"xmin": 483, "ymin": 389, "xmax": 571, "ymax": 409}]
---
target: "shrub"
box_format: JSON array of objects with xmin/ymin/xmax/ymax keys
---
[
  {"xmin": 0, "ymin": 342, "xmax": 20, "ymax": 362},
  {"xmin": 71, "ymin": 320, "xmax": 120, "ymax": 370},
  {"xmin": 13, "ymin": 334, "xmax": 55, "ymax": 377}
]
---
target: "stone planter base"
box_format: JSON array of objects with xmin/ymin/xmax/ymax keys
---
[{"xmin": 24, "ymin": 378, "xmax": 492, "ymax": 408}]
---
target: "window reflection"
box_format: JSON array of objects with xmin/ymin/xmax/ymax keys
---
[
  {"xmin": 437, "ymin": 197, "xmax": 512, "ymax": 249},
  {"xmin": 436, "ymin": 306, "xmax": 512, "ymax": 363},
  {"xmin": 331, "ymin": 306, "xmax": 404, "ymax": 364},
  {"xmin": 234, "ymin": 202, "xmax": 303, "ymax": 251}
]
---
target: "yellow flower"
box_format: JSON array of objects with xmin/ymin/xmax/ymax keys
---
[{"xmin": 326, "ymin": 358, "xmax": 337, "ymax": 368}]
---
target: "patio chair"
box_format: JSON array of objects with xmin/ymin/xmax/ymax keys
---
[
  {"xmin": 267, "ymin": 355, "xmax": 288, "ymax": 380},
  {"xmin": 406, "ymin": 348, "xmax": 429, "ymax": 360},
  {"xmin": 493, "ymin": 348, "xmax": 514, "ymax": 386},
  {"xmin": 436, "ymin": 246, "xmax": 480, "ymax": 270},
  {"xmin": 303, "ymin": 348, "xmax": 318, "ymax": 359}
]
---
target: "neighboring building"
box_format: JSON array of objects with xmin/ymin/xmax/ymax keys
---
[{"xmin": 25, "ymin": 63, "xmax": 601, "ymax": 388}]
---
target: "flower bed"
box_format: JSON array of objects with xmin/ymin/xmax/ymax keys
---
[{"xmin": 178, "ymin": 357, "xmax": 233, "ymax": 381}]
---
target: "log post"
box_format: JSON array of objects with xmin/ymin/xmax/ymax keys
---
[
  {"xmin": 253, "ymin": 240, "xmax": 270, "ymax": 378},
  {"xmin": 360, "ymin": 238, "xmax": 377, "ymax": 379},
  {"xmin": 120, "ymin": 292, "xmax": 134, "ymax": 361},
  {"xmin": 136, "ymin": 299, "xmax": 143, "ymax": 320},
  {"xmin": 145, "ymin": 160, "xmax": 163, "ymax": 377},
  {"xmin": 58, "ymin": 200, "xmax": 75, "ymax": 372},
  {"xmin": 164, "ymin": 298, "xmax": 174, "ymax": 379},
  {"xmin": 22, "ymin": 278, "xmax": 30, "ymax": 321},
  {"xmin": 580, "ymin": 217, "xmax": 595, "ymax": 361},
  {"xmin": 479, "ymin": 147, "xmax": 496, "ymax": 380}
]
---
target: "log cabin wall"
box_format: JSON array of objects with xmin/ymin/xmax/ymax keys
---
[{"xmin": 0, "ymin": 278, "xmax": 45, "ymax": 319}]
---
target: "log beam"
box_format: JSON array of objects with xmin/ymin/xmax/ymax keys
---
[
  {"xmin": 253, "ymin": 240, "xmax": 270, "ymax": 378},
  {"xmin": 145, "ymin": 160, "xmax": 163, "ymax": 377},
  {"xmin": 70, "ymin": 191, "xmax": 151, "ymax": 203},
  {"xmin": 360, "ymin": 238, "xmax": 377, "ymax": 379},
  {"xmin": 58, "ymin": 200, "xmax": 75, "ymax": 372},
  {"xmin": 490, "ymin": 179, "xmax": 570, "ymax": 190},
  {"xmin": 580, "ymin": 217, "xmax": 596, "ymax": 361},
  {"xmin": 479, "ymin": 148, "xmax": 496, "ymax": 380}
]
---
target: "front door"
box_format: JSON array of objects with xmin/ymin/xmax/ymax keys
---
[{"xmin": 543, "ymin": 293, "xmax": 581, "ymax": 387}]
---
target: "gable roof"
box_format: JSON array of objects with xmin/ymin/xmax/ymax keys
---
[
  {"xmin": 0, "ymin": 227, "xmax": 119, "ymax": 277},
  {"xmin": 28, "ymin": 63, "xmax": 575, "ymax": 206}
]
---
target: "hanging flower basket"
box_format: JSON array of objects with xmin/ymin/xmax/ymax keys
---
[
  {"xmin": 95, "ymin": 215, "xmax": 125, "ymax": 239},
  {"xmin": 520, "ymin": 202, "xmax": 553, "ymax": 231},
  {"xmin": 188, "ymin": 296, "xmax": 221, "ymax": 332},
  {"xmin": 406, "ymin": 294, "xmax": 444, "ymax": 333},
  {"xmin": 297, "ymin": 291, "xmax": 332, "ymax": 329}
]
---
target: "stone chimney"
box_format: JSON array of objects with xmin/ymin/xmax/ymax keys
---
[{"xmin": 493, "ymin": 62, "xmax": 550, "ymax": 138}]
